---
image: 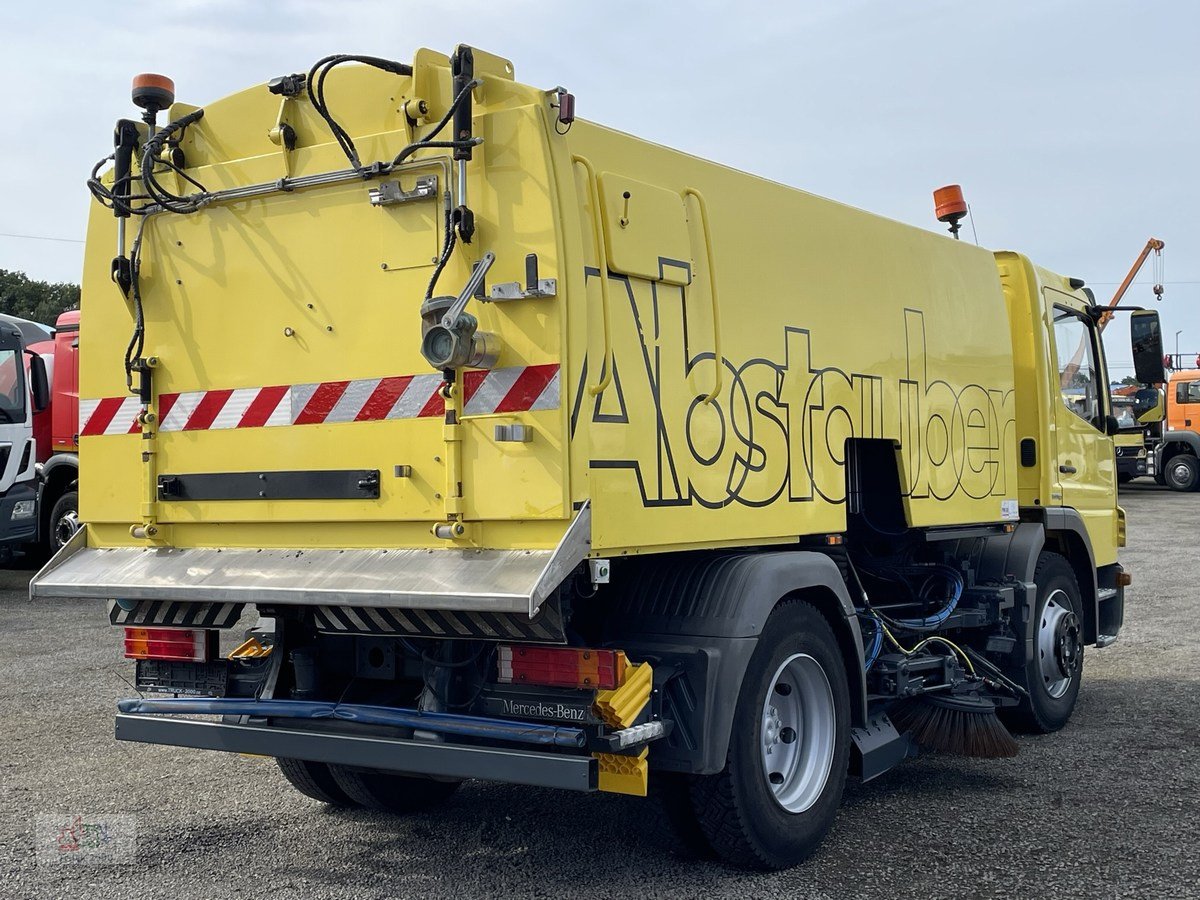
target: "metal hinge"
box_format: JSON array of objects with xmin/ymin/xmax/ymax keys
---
[
  {"xmin": 368, "ymin": 175, "xmax": 438, "ymax": 207},
  {"xmin": 494, "ymin": 423, "xmax": 533, "ymax": 443}
]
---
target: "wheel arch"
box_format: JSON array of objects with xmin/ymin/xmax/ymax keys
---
[
  {"xmin": 38, "ymin": 453, "xmax": 78, "ymax": 542},
  {"xmin": 40, "ymin": 453, "xmax": 78, "ymax": 498},
  {"xmin": 1156, "ymin": 431, "xmax": 1200, "ymax": 469},
  {"xmin": 605, "ymin": 550, "xmax": 866, "ymax": 775},
  {"xmin": 1037, "ymin": 509, "xmax": 1099, "ymax": 645}
]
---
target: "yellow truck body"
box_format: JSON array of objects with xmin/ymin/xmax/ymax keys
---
[
  {"xmin": 31, "ymin": 45, "xmax": 1159, "ymax": 870},
  {"xmin": 70, "ymin": 56, "xmax": 1097, "ymax": 559}
]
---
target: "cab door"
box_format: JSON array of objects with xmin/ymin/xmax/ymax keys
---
[{"xmin": 1047, "ymin": 297, "xmax": 1116, "ymax": 560}]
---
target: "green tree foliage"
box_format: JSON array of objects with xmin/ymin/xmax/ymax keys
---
[{"xmin": 0, "ymin": 269, "xmax": 80, "ymax": 325}]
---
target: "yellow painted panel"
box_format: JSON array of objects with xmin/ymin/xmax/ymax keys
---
[{"xmin": 598, "ymin": 172, "xmax": 691, "ymax": 285}]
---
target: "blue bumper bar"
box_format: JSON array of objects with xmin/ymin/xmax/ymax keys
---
[{"xmin": 116, "ymin": 697, "xmax": 586, "ymax": 748}]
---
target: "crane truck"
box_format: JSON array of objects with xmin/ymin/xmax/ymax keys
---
[{"xmin": 31, "ymin": 46, "xmax": 1164, "ymax": 870}]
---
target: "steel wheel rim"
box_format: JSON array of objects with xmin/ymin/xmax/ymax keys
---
[
  {"xmin": 1038, "ymin": 589, "xmax": 1079, "ymax": 699},
  {"xmin": 1171, "ymin": 461, "xmax": 1192, "ymax": 485},
  {"xmin": 760, "ymin": 652, "xmax": 835, "ymax": 814},
  {"xmin": 54, "ymin": 511, "xmax": 80, "ymax": 549}
]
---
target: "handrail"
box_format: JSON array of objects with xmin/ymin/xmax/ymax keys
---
[
  {"xmin": 682, "ymin": 187, "xmax": 723, "ymax": 404},
  {"xmin": 572, "ymin": 154, "xmax": 613, "ymax": 396}
]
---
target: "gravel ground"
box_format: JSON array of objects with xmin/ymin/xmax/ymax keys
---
[{"xmin": 0, "ymin": 482, "xmax": 1196, "ymax": 899}]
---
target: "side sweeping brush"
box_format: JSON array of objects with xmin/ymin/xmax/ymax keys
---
[{"xmin": 891, "ymin": 693, "xmax": 1019, "ymax": 759}]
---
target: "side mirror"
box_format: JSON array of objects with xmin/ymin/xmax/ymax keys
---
[
  {"xmin": 1130, "ymin": 309, "xmax": 1165, "ymax": 385},
  {"xmin": 28, "ymin": 354, "xmax": 49, "ymax": 413},
  {"xmin": 1132, "ymin": 387, "xmax": 1165, "ymax": 424},
  {"xmin": 1104, "ymin": 415, "xmax": 1121, "ymax": 437}
]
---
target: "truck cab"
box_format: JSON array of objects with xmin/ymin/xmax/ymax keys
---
[
  {"xmin": 0, "ymin": 319, "xmax": 49, "ymax": 548},
  {"xmin": 1111, "ymin": 394, "xmax": 1148, "ymax": 482},
  {"xmin": 1155, "ymin": 368, "xmax": 1200, "ymax": 491}
]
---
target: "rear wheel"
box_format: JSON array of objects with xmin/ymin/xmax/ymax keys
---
[
  {"xmin": 328, "ymin": 765, "xmax": 461, "ymax": 813},
  {"xmin": 1005, "ymin": 553, "xmax": 1084, "ymax": 733},
  {"xmin": 276, "ymin": 758, "xmax": 358, "ymax": 807},
  {"xmin": 1164, "ymin": 454, "xmax": 1199, "ymax": 492},
  {"xmin": 688, "ymin": 601, "xmax": 850, "ymax": 870}
]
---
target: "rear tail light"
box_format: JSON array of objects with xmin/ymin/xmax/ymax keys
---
[
  {"xmin": 497, "ymin": 645, "xmax": 627, "ymax": 690},
  {"xmin": 124, "ymin": 627, "xmax": 212, "ymax": 662}
]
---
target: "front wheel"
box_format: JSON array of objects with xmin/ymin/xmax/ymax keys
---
[
  {"xmin": 1164, "ymin": 454, "xmax": 1200, "ymax": 492},
  {"xmin": 47, "ymin": 490, "xmax": 80, "ymax": 552},
  {"xmin": 1005, "ymin": 552, "xmax": 1084, "ymax": 733},
  {"xmin": 688, "ymin": 601, "xmax": 850, "ymax": 870}
]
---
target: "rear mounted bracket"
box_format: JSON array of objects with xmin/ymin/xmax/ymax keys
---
[
  {"xmin": 487, "ymin": 253, "xmax": 556, "ymax": 302},
  {"xmin": 369, "ymin": 175, "xmax": 438, "ymax": 207}
]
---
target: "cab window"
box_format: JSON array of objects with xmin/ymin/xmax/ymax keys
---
[
  {"xmin": 1176, "ymin": 380, "xmax": 1200, "ymax": 404},
  {"xmin": 0, "ymin": 349, "xmax": 23, "ymax": 423},
  {"xmin": 1053, "ymin": 309, "xmax": 1102, "ymax": 428}
]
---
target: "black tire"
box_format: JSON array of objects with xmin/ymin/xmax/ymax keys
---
[
  {"xmin": 327, "ymin": 765, "xmax": 461, "ymax": 813},
  {"xmin": 687, "ymin": 601, "xmax": 851, "ymax": 870},
  {"xmin": 48, "ymin": 490, "xmax": 80, "ymax": 550},
  {"xmin": 1005, "ymin": 553, "xmax": 1085, "ymax": 734},
  {"xmin": 1163, "ymin": 454, "xmax": 1200, "ymax": 492},
  {"xmin": 649, "ymin": 773, "xmax": 716, "ymax": 859},
  {"xmin": 276, "ymin": 758, "xmax": 358, "ymax": 807},
  {"xmin": 1116, "ymin": 472, "xmax": 1132, "ymax": 485},
  {"xmin": 47, "ymin": 490, "xmax": 80, "ymax": 553}
]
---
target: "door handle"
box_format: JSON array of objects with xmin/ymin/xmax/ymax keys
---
[{"xmin": 1059, "ymin": 464, "xmax": 1077, "ymax": 474}]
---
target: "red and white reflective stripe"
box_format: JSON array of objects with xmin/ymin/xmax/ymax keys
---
[
  {"xmin": 79, "ymin": 364, "xmax": 561, "ymax": 436},
  {"xmin": 77, "ymin": 396, "xmax": 143, "ymax": 437}
]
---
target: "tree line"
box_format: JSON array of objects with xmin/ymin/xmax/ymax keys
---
[{"xmin": 0, "ymin": 269, "xmax": 80, "ymax": 325}]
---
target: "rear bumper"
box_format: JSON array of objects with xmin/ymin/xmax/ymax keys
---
[
  {"xmin": 115, "ymin": 713, "xmax": 598, "ymax": 792},
  {"xmin": 1115, "ymin": 455, "xmax": 1146, "ymax": 478},
  {"xmin": 29, "ymin": 504, "xmax": 591, "ymax": 618}
]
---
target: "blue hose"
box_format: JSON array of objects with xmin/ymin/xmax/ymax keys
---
[
  {"xmin": 116, "ymin": 697, "xmax": 586, "ymax": 748},
  {"xmin": 861, "ymin": 615, "xmax": 884, "ymax": 671},
  {"xmin": 892, "ymin": 567, "xmax": 963, "ymax": 630}
]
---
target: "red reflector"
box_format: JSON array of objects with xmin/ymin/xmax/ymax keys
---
[
  {"xmin": 497, "ymin": 645, "xmax": 626, "ymax": 690},
  {"xmin": 124, "ymin": 627, "xmax": 209, "ymax": 662}
]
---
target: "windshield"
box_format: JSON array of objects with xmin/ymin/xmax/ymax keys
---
[
  {"xmin": 1110, "ymin": 398, "xmax": 1140, "ymax": 433},
  {"xmin": 0, "ymin": 348, "xmax": 26, "ymax": 424}
]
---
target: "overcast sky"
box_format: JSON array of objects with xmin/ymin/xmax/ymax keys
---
[{"xmin": 0, "ymin": 0, "xmax": 1195, "ymax": 374}]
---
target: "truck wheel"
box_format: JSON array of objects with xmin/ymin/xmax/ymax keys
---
[
  {"xmin": 1006, "ymin": 553, "xmax": 1084, "ymax": 734},
  {"xmin": 327, "ymin": 765, "xmax": 460, "ymax": 813},
  {"xmin": 276, "ymin": 758, "xmax": 358, "ymax": 807},
  {"xmin": 649, "ymin": 773, "xmax": 716, "ymax": 859},
  {"xmin": 1163, "ymin": 455, "xmax": 1200, "ymax": 492},
  {"xmin": 48, "ymin": 491, "xmax": 80, "ymax": 551},
  {"xmin": 688, "ymin": 601, "xmax": 850, "ymax": 870}
]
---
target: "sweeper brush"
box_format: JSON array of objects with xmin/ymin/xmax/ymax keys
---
[{"xmin": 892, "ymin": 693, "xmax": 1020, "ymax": 759}]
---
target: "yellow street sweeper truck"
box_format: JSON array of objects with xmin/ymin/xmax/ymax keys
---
[{"xmin": 31, "ymin": 46, "xmax": 1165, "ymax": 869}]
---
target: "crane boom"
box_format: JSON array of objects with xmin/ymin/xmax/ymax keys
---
[{"xmin": 1098, "ymin": 237, "xmax": 1165, "ymax": 331}]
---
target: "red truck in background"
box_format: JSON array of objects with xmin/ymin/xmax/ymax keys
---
[{"xmin": 25, "ymin": 309, "xmax": 80, "ymax": 551}]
